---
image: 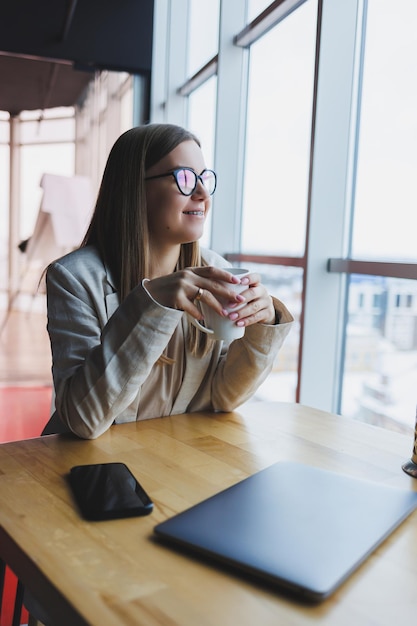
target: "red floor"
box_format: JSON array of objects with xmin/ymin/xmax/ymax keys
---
[
  {"xmin": 0, "ymin": 386, "xmax": 52, "ymax": 442},
  {"xmin": 0, "ymin": 385, "xmax": 52, "ymax": 626}
]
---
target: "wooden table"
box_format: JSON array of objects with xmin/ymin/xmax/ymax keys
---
[{"xmin": 0, "ymin": 401, "xmax": 416, "ymax": 625}]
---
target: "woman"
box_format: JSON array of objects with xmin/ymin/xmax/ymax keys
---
[{"xmin": 42, "ymin": 123, "xmax": 293, "ymax": 439}]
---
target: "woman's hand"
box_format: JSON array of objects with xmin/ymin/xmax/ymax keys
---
[
  {"xmin": 225, "ymin": 273, "xmax": 277, "ymax": 327},
  {"xmin": 144, "ymin": 267, "xmax": 286, "ymax": 328},
  {"xmin": 144, "ymin": 266, "xmax": 244, "ymax": 321}
]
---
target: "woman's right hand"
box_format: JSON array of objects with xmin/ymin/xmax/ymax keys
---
[{"xmin": 144, "ymin": 266, "xmax": 244, "ymax": 321}]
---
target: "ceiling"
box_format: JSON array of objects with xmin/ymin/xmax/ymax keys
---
[{"xmin": 0, "ymin": 0, "xmax": 154, "ymax": 115}]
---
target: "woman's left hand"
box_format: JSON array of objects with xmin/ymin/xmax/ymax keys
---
[{"xmin": 226, "ymin": 273, "xmax": 276, "ymax": 327}]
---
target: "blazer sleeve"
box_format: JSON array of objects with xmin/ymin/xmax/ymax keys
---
[
  {"xmin": 46, "ymin": 260, "xmax": 183, "ymax": 439},
  {"xmin": 187, "ymin": 297, "xmax": 293, "ymax": 413},
  {"xmin": 211, "ymin": 298, "xmax": 293, "ymax": 411},
  {"xmin": 184, "ymin": 248, "xmax": 294, "ymax": 413}
]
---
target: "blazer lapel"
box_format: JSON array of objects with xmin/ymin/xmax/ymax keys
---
[
  {"xmin": 103, "ymin": 261, "xmax": 120, "ymax": 320},
  {"xmin": 105, "ymin": 293, "xmax": 120, "ymax": 320}
]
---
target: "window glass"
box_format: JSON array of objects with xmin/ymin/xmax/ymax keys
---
[
  {"xmin": 341, "ymin": 275, "xmax": 417, "ymax": 435},
  {"xmin": 0, "ymin": 118, "xmax": 9, "ymax": 143},
  {"xmin": 352, "ymin": 0, "xmax": 417, "ymax": 260},
  {"xmin": 19, "ymin": 107, "xmax": 73, "ymax": 121},
  {"xmin": 20, "ymin": 143, "xmax": 75, "ymax": 240},
  {"xmin": 247, "ymin": 0, "xmax": 273, "ymax": 22},
  {"xmin": 0, "ymin": 145, "xmax": 9, "ymax": 298},
  {"xmin": 187, "ymin": 76, "xmax": 217, "ymax": 248},
  {"xmin": 187, "ymin": 0, "xmax": 220, "ymax": 76},
  {"xmin": 120, "ymin": 83, "xmax": 133, "ymax": 133},
  {"xmin": 241, "ymin": 263, "xmax": 302, "ymax": 403},
  {"xmin": 0, "ymin": 120, "xmax": 9, "ymax": 251},
  {"xmin": 241, "ymin": 0, "xmax": 317, "ymax": 255},
  {"xmin": 20, "ymin": 116, "xmax": 75, "ymax": 144}
]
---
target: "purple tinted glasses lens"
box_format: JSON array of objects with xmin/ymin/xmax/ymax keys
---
[{"xmin": 175, "ymin": 168, "xmax": 216, "ymax": 196}]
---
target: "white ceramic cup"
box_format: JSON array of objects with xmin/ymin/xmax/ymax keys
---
[{"xmin": 188, "ymin": 267, "xmax": 250, "ymax": 342}]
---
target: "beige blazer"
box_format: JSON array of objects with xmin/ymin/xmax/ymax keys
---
[{"xmin": 43, "ymin": 246, "xmax": 293, "ymax": 439}]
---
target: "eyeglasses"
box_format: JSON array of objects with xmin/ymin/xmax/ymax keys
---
[{"xmin": 145, "ymin": 167, "xmax": 217, "ymax": 196}]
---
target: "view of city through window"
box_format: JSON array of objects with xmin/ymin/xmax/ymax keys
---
[
  {"xmin": 341, "ymin": 0, "xmax": 417, "ymax": 434},
  {"xmin": 240, "ymin": 0, "xmax": 417, "ymax": 435}
]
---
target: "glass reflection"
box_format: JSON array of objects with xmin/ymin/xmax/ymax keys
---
[{"xmin": 341, "ymin": 274, "xmax": 417, "ymax": 435}]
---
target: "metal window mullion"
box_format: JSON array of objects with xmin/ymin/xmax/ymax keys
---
[
  {"xmin": 328, "ymin": 259, "xmax": 417, "ymax": 280},
  {"xmin": 234, "ymin": 0, "xmax": 308, "ymax": 48},
  {"xmin": 150, "ymin": 0, "xmax": 189, "ymax": 124},
  {"xmin": 299, "ymin": 0, "xmax": 363, "ymax": 413},
  {"xmin": 8, "ymin": 116, "xmax": 21, "ymax": 307},
  {"xmin": 149, "ymin": 0, "xmax": 169, "ymax": 122},
  {"xmin": 210, "ymin": 0, "xmax": 248, "ymax": 255},
  {"xmin": 177, "ymin": 56, "xmax": 218, "ymax": 97}
]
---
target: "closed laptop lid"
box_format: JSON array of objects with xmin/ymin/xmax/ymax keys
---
[{"xmin": 154, "ymin": 462, "xmax": 417, "ymax": 601}]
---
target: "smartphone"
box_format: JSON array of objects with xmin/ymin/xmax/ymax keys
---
[{"xmin": 68, "ymin": 462, "xmax": 153, "ymax": 521}]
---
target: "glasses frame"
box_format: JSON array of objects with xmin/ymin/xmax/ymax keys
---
[{"xmin": 145, "ymin": 167, "xmax": 217, "ymax": 196}]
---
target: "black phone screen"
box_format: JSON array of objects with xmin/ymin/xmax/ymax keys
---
[{"xmin": 69, "ymin": 462, "xmax": 153, "ymax": 520}]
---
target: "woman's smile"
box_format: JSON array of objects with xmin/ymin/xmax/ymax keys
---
[{"xmin": 183, "ymin": 208, "xmax": 205, "ymax": 216}]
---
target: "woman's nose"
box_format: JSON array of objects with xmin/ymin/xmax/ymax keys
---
[{"xmin": 192, "ymin": 177, "xmax": 210, "ymax": 199}]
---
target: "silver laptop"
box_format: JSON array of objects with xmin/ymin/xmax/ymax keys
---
[{"xmin": 154, "ymin": 462, "xmax": 417, "ymax": 601}]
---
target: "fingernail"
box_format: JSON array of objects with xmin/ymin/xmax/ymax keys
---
[
  {"xmin": 236, "ymin": 320, "xmax": 245, "ymax": 327},
  {"xmin": 221, "ymin": 309, "xmax": 229, "ymax": 317},
  {"xmin": 241, "ymin": 277, "xmax": 250, "ymax": 284},
  {"xmin": 236, "ymin": 295, "xmax": 245, "ymax": 302},
  {"xmin": 229, "ymin": 312, "xmax": 238, "ymax": 321}
]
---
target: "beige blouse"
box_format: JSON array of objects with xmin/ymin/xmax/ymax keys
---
[{"xmin": 137, "ymin": 320, "xmax": 185, "ymax": 420}]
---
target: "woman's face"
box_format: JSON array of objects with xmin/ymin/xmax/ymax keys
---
[{"xmin": 145, "ymin": 140, "xmax": 212, "ymax": 249}]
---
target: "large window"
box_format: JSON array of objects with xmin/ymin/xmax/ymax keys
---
[
  {"xmin": 19, "ymin": 109, "xmax": 75, "ymax": 242},
  {"xmin": 0, "ymin": 114, "xmax": 10, "ymax": 306},
  {"xmin": 238, "ymin": 0, "xmax": 317, "ymax": 403},
  {"xmin": 242, "ymin": 0, "xmax": 317, "ymax": 255},
  {"xmin": 352, "ymin": 0, "xmax": 417, "ymax": 261},
  {"xmin": 0, "ymin": 108, "xmax": 75, "ymax": 311},
  {"xmin": 75, "ymin": 71, "xmax": 136, "ymax": 195},
  {"xmin": 340, "ymin": 0, "xmax": 417, "ymax": 434},
  {"xmin": 151, "ymin": 0, "xmax": 417, "ymax": 434},
  {"xmin": 2, "ymin": 68, "xmax": 136, "ymax": 314}
]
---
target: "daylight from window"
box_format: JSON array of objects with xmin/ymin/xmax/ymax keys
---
[{"xmin": 341, "ymin": 0, "xmax": 417, "ymax": 434}]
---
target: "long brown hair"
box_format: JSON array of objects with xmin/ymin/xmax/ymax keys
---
[{"xmin": 82, "ymin": 123, "xmax": 210, "ymax": 355}]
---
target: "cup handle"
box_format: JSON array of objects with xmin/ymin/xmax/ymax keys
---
[{"xmin": 187, "ymin": 314, "xmax": 214, "ymax": 335}]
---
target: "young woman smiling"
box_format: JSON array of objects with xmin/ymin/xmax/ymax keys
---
[{"xmin": 42, "ymin": 123, "xmax": 293, "ymax": 439}]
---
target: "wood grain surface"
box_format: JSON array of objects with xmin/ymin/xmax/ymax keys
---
[{"xmin": 0, "ymin": 401, "xmax": 416, "ymax": 625}]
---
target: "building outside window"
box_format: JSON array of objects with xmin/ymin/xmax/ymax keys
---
[{"xmin": 340, "ymin": 0, "xmax": 417, "ymax": 433}]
